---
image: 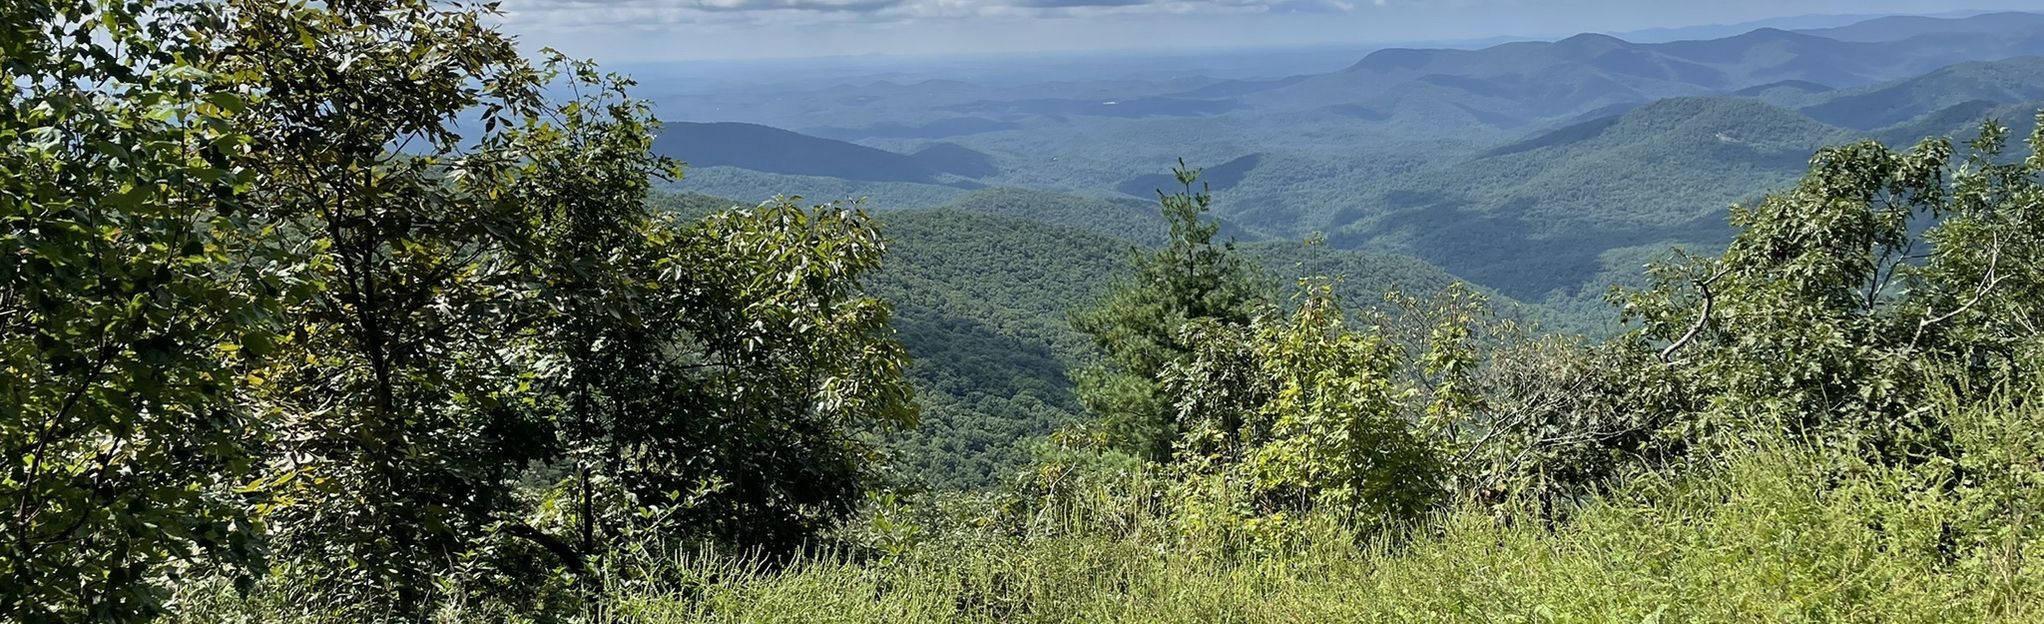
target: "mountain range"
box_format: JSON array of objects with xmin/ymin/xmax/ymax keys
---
[{"xmin": 641, "ymin": 10, "xmax": 2044, "ymax": 489}]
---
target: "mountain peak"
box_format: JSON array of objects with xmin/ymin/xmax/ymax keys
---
[
  {"xmin": 1347, "ymin": 47, "xmax": 1436, "ymax": 72},
  {"xmin": 1735, "ymin": 27, "xmax": 1826, "ymax": 42},
  {"xmin": 1557, "ymin": 32, "xmax": 1631, "ymax": 50}
]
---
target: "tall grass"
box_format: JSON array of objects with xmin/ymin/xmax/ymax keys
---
[
  {"xmin": 169, "ymin": 376, "xmax": 2043, "ymax": 623},
  {"xmin": 596, "ymin": 380, "xmax": 2044, "ymax": 623}
]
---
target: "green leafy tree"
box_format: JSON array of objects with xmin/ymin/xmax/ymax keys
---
[
  {"xmin": 472, "ymin": 54, "xmax": 685, "ymax": 614},
  {"xmin": 195, "ymin": 0, "xmax": 576, "ymax": 612},
  {"xmin": 1, "ymin": 2, "xmax": 301, "ymax": 620},
  {"xmin": 1623, "ymin": 118, "xmax": 2044, "ymax": 456},
  {"xmin": 497, "ymin": 194, "xmax": 919, "ymax": 616},
  {"xmin": 1446, "ymin": 333, "xmax": 1679, "ymax": 520},
  {"xmin": 1364, "ymin": 286, "xmax": 1681, "ymax": 517},
  {"xmin": 6, "ymin": 0, "xmax": 920, "ymax": 619},
  {"xmin": 1073, "ymin": 161, "xmax": 1269, "ymax": 462},
  {"xmin": 210, "ymin": 2, "xmax": 917, "ymax": 613},
  {"xmin": 1166, "ymin": 284, "xmax": 1445, "ymax": 529},
  {"xmin": 636, "ymin": 199, "xmax": 919, "ymax": 550}
]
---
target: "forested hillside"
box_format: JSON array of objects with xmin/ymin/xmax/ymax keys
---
[
  {"xmin": 632, "ymin": 191, "xmax": 1500, "ymax": 489},
  {"xmin": 654, "ymin": 14, "xmax": 2044, "ymax": 308},
  {"xmin": 874, "ymin": 206, "xmax": 1498, "ymax": 488},
  {"xmin": 1322, "ymin": 97, "xmax": 1850, "ymax": 298},
  {"xmin": 871, "ymin": 210, "xmax": 1130, "ymax": 488}
]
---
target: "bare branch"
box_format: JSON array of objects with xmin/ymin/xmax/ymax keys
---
[
  {"xmin": 1659, "ymin": 266, "xmax": 1731, "ymax": 363},
  {"xmin": 1863, "ymin": 238, "xmax": 1914, "ymax": 313},
  {"xmin": 1910, "ymin": 238, "xmax": 2006, "ymax": 351}
]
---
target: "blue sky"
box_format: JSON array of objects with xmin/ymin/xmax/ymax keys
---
[{"xmin": 497, "ymin": 0, "xmax": 2044, "ymax": 61}]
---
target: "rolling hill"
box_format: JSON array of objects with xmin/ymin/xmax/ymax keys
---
[
  {"xmin": 933, "ymin": 187, "xmax": 1172, "ymax": 245},
  {"xmin": 651, "ymin": 11, "xmax": 2044, "ymax": 321},
  {"xmin": 1312, "ymin": 97, "xmax": 1852, "ymax": 299},
  {"xmin": 871, "ymin": 209, "xmax": 1134, "ymax": 489},
  {"xmin": 653, "ymin": 121, "xmax": 998, "ymax": 183},
  {"xmin": 1798, "ymin": 11, "xmax": 2044, "ymax": 43},
  {"xmin": 805, "ymin": 117, "xmax": 1021, "ymax": 141},
  {"xmin": 1116, "ymin": 154, "xmax": 1265, "ymax": 198},
  {"xmin": 1874, "ymin": 100, "xmax": 2044, "ymax": 148},
  {"xmin": 1801, "ymin": 57, "xmax": 2044, "ymax": 129},
  {"xmin": 1220, "ymin": 21, "xmax": 2044, "ymax": 133},
  {"xmin": 862, "ymin": 205, "xmax": 1504, "ymax": 488}
]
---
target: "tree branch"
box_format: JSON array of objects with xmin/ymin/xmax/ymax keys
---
[
  {"xmin": 499, "ymin": 521, "xmax": 589, "ymax": 577},
  {"xmin": 1910, "ymin": 239, "xmax": 2005, "ymax": 351},
  {"xmin": 1658, "ymin": 266, "xmax": 1730, "ymax": 363}
]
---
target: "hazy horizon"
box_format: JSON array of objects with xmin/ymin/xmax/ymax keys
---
[{"xmin": 499, "ymin": 0, "xmax": 2044, "ymax": 62}]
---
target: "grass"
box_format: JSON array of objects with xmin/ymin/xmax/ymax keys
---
[
  {"xmin": 606, "ymin": 449, "xmax": 2035, "ymax": 622},
  {"xmin": 170, "ymin": 379, "xmax": 2044, "ymax": 623}
]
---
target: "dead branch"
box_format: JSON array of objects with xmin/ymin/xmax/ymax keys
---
[
  {"xmin": 1658, "ymin": 266, "xmax": 1731, "ymax": 363},
  {"xmin": 1910, "ymin": 238, "xmax": 2006, "ymax": 351}
]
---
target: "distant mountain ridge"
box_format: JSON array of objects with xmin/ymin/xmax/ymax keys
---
[
  {"xmin": 1180, "ymin": 13, "xmax": 2044, "ymax": 134},
  {"xmin": 1308, "ymin": 97, "xmax": 1846, "ymax": 299},
  {"xmin": 653, "ymin": 10, "xmax": 2044, "ymax": 310},
  {"xmin": 1797, "ymin": 12, "xmax": 2044, "ymax": 42},
  {"xmin": 652, "ymin": 122, "xmax": 999, "ymax": 184},
  {"xmin": 1800, "ymin": 57, "xmax": 2044, "ymax": 129},
  {"xmin": 1116, "ymin": 154, "xmax": 1264, "ymax": 199}
]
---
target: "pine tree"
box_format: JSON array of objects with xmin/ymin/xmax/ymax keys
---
[{"xmin": 1072, "ymin": 160, "xmax": 1270, "ymax": 462}]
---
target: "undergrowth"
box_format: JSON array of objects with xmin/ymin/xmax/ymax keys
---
[{"xmin": 170, "ymin": 377, "xmax": 2041, "ymax": 623}]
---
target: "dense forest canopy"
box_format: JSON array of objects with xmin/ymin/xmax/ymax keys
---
[{"xmin": 6, "ymin": 1, "xmax": 2044, "ymax": 623}]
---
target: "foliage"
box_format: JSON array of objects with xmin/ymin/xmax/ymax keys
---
[
  {"xmin": 416, "ymin": 371, "xmax": 2044, "ymax": 624},
  {"xmin": 1072, "ymin": 162, "xmax": 1272, "ymax": 462},
  {"xmin": 2, "ymin": 2, "xmax": 293, "ymax": 620},
  {"xmin": 1621, "ymin": 118, "xmax": 2044, "ymax": 456},
  {"xmin": 869, "ymin": 209, "xmax": 1133, "ymax": 489},
  {"xmin": 208, "ymin": 0, "xmax": 574, "ymax": 611},
  {"xmin": 1449, "ymin": 336, "xmax": 1679, "ymax": 511},
  {"xmin": 17, "ymin": 1, "xmax": 2044, "ymax": 619},
  {"xmin": 642, "ymin": 199, "xmax": 918, "ymax": 551},
  {"xmin": 860, "ymin": 205, "xmax": 1507, "ymax": 491},
  {"xmin": 1166, "ymin": 285, "xmax": 1445, "ymax": 533},
  {"xmin": 3, "ymin": 1, "xmax": 914, "ymax": 620}
]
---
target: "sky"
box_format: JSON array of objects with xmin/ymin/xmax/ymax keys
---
[{"xmin": 495, "ymin": 0, "xmax": 2044, "ymax": 61}]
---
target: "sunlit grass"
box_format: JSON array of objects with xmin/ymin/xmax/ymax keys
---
[{"xmin": 171, "ymin": 379, "xmax": 2044, "ymax": 623}]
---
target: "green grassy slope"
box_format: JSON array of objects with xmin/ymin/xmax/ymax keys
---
[{"xmin": 583, "ymin": 439, "xmax": 2044, "ymax": 622}]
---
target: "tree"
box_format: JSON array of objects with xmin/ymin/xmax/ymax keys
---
[
  {"xmin": 1072, "ymin": 160, "xmax": 1269, "ymax": 462},
  {"xmin": 1622, "ymin": 119, "xmax": 2044, "ymax": 457},
  {"xmin": 5, "ymin": 0, "xmax": 921, "ymax": 619},
  {"xmin": 1165, "ymin": 284, "xmax": 1445, "ymax": 530},
  {"xmin": 633, "ymin": 199, "xmax": 919, "ymax": 551},
  {"xmin": 1, "ymin": 2, "xmax": 301, "ymax": 620},
  {"xmin": 194, "ymin": 0, "xmax": 580, "ymax": 612},
  {"xmin": 210, "ymin": 1, "xmax": 917, "ymax": 613},
  {"xmin": 495, "ymin": 194, "xmax": 919, "ymax": 616}
]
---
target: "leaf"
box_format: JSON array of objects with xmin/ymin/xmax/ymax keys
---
[{"xmin": 204, "ymin": 92, "xmax": 245, "ymax": 116}]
